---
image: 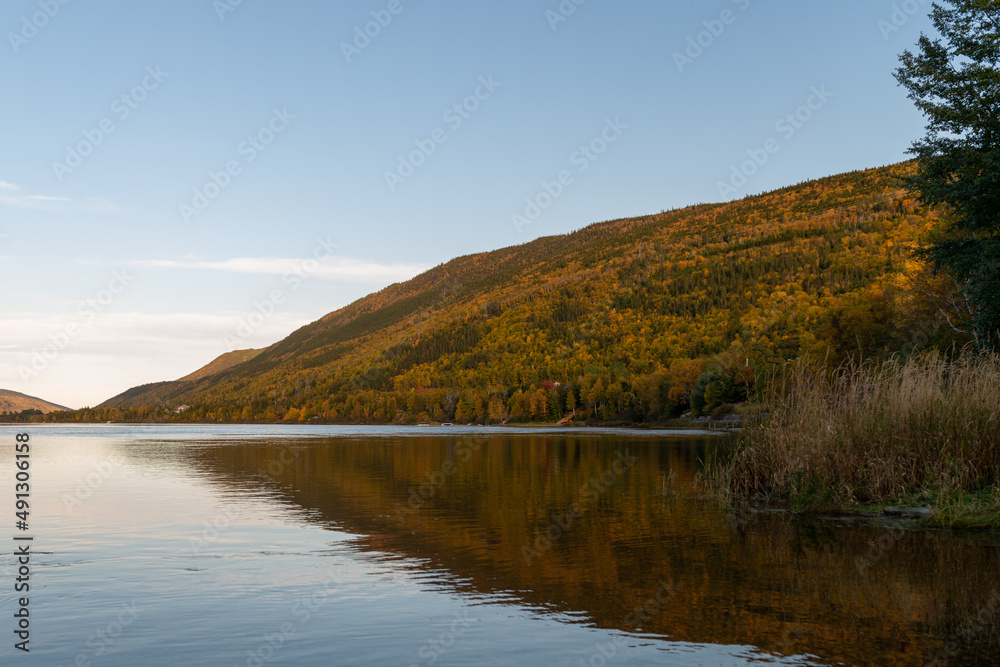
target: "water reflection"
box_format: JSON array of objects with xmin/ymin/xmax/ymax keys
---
[{"xmin": 142, "ymin": 431, "xmax": 1000, "ymax": 667}]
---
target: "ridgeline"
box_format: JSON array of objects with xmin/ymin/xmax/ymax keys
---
[{"xmin": 57, "ymin": 163, "xmax": 967, "ymax": 425}]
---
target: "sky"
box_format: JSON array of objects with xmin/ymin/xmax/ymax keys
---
[{"xmin": 0, "ymin": 0, "xmax": 936, "ymax": 409}]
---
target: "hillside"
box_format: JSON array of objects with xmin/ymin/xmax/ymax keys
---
[
  {"xmin": 93, "ymin": 348, "xmax": 265, "ymax": 412},
  {"xmin": 79, "ymin": 163, "xmax": 967, "ymax": 424},
  {"xmin": 178, "ymin": 349, "xmax": 263, "ymax": 382},
  {"xmin": 0, "ymin": 390, "xmax": 70, "ymax": 414}
]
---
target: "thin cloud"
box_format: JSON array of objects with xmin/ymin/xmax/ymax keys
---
[
  {"xmin": 128, "ymin": 256, "xmax": 430, "ymax": 282},
  {"xmin": 0, "ymin": 187, "xmax": 121, "ymax": 212},
  {"xmin": 0, "ymin": 193, "xmax": 37, "ymax": 208},
  {"xmin": 29, "ymin": 195, "xmax": 70, "ymax": 202},
  {"xmin": 0, "ymin": 186, "xmax": 70, "ymax": 210}
]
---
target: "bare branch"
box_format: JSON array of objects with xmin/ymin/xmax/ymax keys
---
[{"xmin": 936, "ymin": 303, "xmax": 969, "ymax": 334}]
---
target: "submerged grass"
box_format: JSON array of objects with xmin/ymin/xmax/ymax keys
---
[{"xmin": 705, "ymin": 350, "xmax": 1000, "ymax": 528}]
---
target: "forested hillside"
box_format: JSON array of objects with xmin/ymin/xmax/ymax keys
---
[
  {"xmin": 0, "ymin": 390, "xmax": 70, "ymax": 417},
  {"xmin": 61, "ymin": 163, "xmax": 969, "ymax": 424}
]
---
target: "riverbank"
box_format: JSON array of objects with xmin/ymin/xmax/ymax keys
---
[
  {"xmin": 42, "ymin": 412, "xmax": 743, "ymax": 431},
  {"xmin": 741, "ymin": 491, "xmax": 1000, "ymax": 530},
  {"xmin": 500, "ymin": 418, "xmax": 740, "ymax": 431},
  {"xmin": 703, "ymin": 351, "xmax": 1000, "ymax": 530}
]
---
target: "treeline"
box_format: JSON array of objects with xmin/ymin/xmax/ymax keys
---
[
  {"xmin": 0, "ymin": 410, "xmax": 47, "ymax": 423},
  {"xmin": 53, "ymin": 361, "xmax": 745, "ymax": 425}
]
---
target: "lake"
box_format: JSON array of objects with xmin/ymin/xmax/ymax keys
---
[{"xmin": 1, "ymin": 425, "xmax": 997, "ymax": 665}]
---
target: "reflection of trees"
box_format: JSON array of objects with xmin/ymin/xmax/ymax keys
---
[{"xmin": 182, "ymin": 435, "xmax": 998, "ymax": 666}]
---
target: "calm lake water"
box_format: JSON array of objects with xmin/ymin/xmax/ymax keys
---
[{"xmin": 1, "ymin": 425, "xmax": 997, "ymax": 666}]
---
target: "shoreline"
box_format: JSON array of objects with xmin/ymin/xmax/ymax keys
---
[
  {"xmin": 27, "ymin": 416, "xmax": 743, "ymax": 432},
  {"xmin": 2, "ymin": 420, "xmax": 736, "ymax": 437},
  {"xmin": 711, "ymin": 483, "xmax": 1000, "ymax": 532},
  {"xmin": 726, "ymin": 502, "xmax": 1000, "ymax": 535}
]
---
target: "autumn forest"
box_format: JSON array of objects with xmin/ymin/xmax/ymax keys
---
[{"xmin": 46, "ymin": 162, "xmax": 971, "ymax": 426}]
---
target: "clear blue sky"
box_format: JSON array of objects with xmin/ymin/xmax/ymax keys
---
[{"xmin": 1, "ymin": 0, "xmax": 934, "ymax": 408}]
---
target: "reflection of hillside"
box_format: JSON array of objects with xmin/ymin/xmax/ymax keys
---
[{"xmin": 180, "ymin": 435, "xmax": 998, "ymax": 666}]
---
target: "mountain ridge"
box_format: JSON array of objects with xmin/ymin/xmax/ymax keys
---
[{"xmin": 82, "ymin": 162, "xmax": 965, "ymax": 423}]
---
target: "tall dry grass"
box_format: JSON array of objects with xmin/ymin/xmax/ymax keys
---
[{"xmin": 720, "ymin": 350, "xmax": 1000, "ymax": 507}]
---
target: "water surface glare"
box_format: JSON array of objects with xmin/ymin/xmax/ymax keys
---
[{"xmin": 1, "ymin": 425, "xmax": 997, "ymax": 665}]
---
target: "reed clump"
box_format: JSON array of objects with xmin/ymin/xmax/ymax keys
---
[{"xmin": 717, "ymin": 350, "xmax": 1000, "ymax": 521}]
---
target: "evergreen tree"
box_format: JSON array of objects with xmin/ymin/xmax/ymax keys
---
[{"xmin": 895, "ymin": 0, "xmax": 1000, "ymax": 347}]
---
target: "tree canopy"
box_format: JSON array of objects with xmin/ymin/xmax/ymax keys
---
[{"xmin": 895, "ymin": 0, "xmax": 1000, "ymax": 347}]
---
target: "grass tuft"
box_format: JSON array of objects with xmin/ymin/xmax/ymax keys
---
[{"xmin": 707, "ymin": 350, "xmax": 1000, "ymax": 525}]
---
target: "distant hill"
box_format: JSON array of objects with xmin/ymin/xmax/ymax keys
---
[
  {"xmin": 86, "ymin": 163, "xmax": 964, "ymax": 424},
  {"xmin": 0, "ymin": 390, "xmax": 70, "ymax": 414},
  {"xmin": 178, "ymin": 349, "xmax": 263, "ymax": 382},
  {"xmin": 93, "ymin": 349, "xmax": 264, "ymax": 411}
]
